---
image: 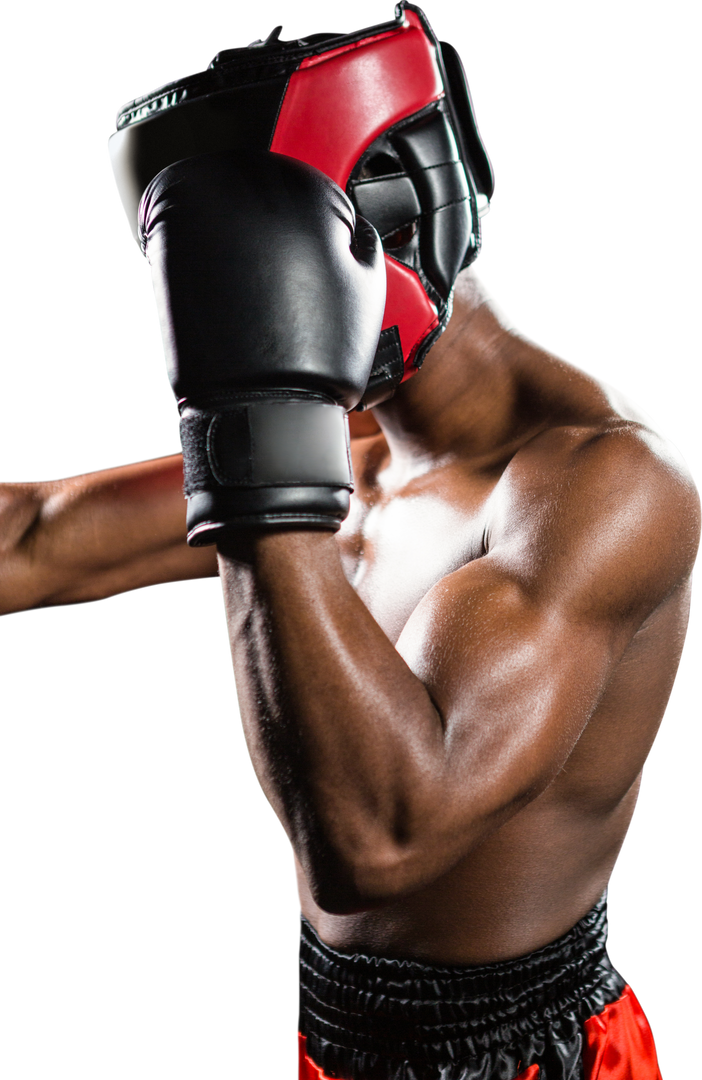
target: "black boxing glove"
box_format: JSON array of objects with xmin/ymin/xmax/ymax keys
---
[{"xmin": 139, "ymin": 150, "xmax": 386, "ymax": 544}]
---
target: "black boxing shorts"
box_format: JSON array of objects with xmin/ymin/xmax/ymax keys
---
[{"xmin": 298, "ymin": 894, "xmax": 661, "ymax": 1080}]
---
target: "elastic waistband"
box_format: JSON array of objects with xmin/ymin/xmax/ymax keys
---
[{"xmin": 299, "ymin": 894, "xmax": 625, "ymax": 1079}]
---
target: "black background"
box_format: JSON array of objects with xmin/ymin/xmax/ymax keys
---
[{"xmin": 0, "ymin": 1, "xmax": 698, "ymax": 1075}]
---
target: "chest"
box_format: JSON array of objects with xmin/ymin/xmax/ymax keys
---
[{"xmin": 337, "ymin": 463, "xmax": 493, "ymax": 643}]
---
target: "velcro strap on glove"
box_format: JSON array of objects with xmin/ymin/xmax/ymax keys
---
[{"xmin": 179, "ymin": 395, "xmax": 353, "ymax": 544}]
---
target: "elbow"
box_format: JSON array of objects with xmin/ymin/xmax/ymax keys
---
[
  {"xmin": 306, "ymin": 878, "xmax": 370, "ymax": 917},
  {"xmin": 298, "ymin": 792, "xmax": 520, "ymax": 914},
  {"xmin": 303, "ymin": 872, "xmax": 358, "ymax": 915},
  {"xmin": 305, "ymin": 854, "xmax": 414, "ymax": 915},
  {"xmin": 292, "ymin": 762, "xmax": 521, "ymax": 914},
  {"xmin": 304, "ymin": 812, "xmax": 496, "ymax": 911},
  {"xmin": 300, "ymin": 829, "xmax": 450, "ymax": 915}
]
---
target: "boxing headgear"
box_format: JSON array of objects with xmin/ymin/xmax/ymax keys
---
[{"xmin": 110, "ymin": 2, "xmax": 493, "ymax": 409}]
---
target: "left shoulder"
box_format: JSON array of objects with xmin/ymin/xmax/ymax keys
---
[
  {"xmin": 487, "ymin": 418, "xmax": 700, "ymax": 620},
  {"xmin": 514, "ymin": 417, "xmax": 696, "ymax": 503}
]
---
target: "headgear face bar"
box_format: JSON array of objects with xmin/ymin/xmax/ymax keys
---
[{"xmin": 110, "ymin": 3, "xmax": 494, "ymax": 409}]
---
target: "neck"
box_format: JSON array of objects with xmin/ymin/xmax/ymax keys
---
[{"xmin": 372, "ymin": 272, "xmax": 522, "ymax": 465}]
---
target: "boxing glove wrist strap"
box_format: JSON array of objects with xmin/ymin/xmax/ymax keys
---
[{"xmin": 179, "ymin": 395, "xmax": 353, "ymax": 544}]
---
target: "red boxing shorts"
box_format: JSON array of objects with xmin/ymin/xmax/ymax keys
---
[{"xmin": 298, "ymin": 894, "xmax": 660, "ymax": 1079}]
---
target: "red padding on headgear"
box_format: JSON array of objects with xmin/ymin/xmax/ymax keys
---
[
  {"xmin": 270, "ymin": 11, "xmax": 443, "ymax": 190},
  {"xmin": 384, "ymin": 256, "xmax": 439, "ymax": 374},
  {"xmin": 271, "ymin": 10, "xmax": 443, "ymax": 382}
]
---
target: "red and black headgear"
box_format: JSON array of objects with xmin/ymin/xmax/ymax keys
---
[{"xmin": 110, "ymin": 3, "xmax": 494, "ymax": 408}]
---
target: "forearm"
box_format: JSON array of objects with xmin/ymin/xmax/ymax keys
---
[
  {"xmin": 218, "ymin": 532, "xmax": 448, "ymax": 910},
  {"xmin": 0, "ymin": 456, "xmax": 217, "ymax": 614}
]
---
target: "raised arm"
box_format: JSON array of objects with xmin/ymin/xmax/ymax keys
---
[
  {"xmin": 0, "ymin": 455, "xmax": 217, "ymax": 615},
  {"xmin": 217, "ymin": 424, "xmax": 699, "ymax": 913}
]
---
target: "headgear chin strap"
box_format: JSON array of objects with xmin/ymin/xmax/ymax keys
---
[{"xmin": 110, "ymin": 3, "xmax": 494, "ymax": 409}]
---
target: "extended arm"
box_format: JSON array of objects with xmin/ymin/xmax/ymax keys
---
[
  {"xmin": 0, "ymin": 416, "xmax": 381, "ymax": 617},
  {"xmin": 0, "ymin": 455, "xmax": 217, "ymax": 615}
]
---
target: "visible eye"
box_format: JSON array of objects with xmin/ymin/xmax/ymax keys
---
[{"xmin": 382, "ymin": 220, "xmax": 418, "ymax": 250}]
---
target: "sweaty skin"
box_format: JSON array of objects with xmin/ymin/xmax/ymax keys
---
[
  {"xmin": 1, "ymin": 273, "xmax": 698, "ymax": 966},
  {"xmin": 217, "ymin": 273, "xmax": 700, "ymax": 963}
]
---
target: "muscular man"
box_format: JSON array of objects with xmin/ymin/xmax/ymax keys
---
[
  {"xmin": 2, "ymin": 4, "xmax": 695, "ymax": 1075},
  {"xmin": 4, "ymin": 251, "xmax": 698, "ymax": 1080}
]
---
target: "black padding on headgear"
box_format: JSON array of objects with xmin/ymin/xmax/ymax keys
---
[
  {"xmin": 357, "ymin": 327, "xmax": 405, "ymax": 411},
  {"xmin": 392, "ymin": 108, "xmax": 472, "ymax": 300},
  {"xmin": 348, "ymin": 102, "xmax": 475, "ymax": 306},
  {"xmin": 352, "ymin": 176, "xmax": 421, "ymax": 243},
  {"xmin": 436, "ymin": 38, "xmax": 496, "ymax": 267},
  {"xmin": 439, "ymin": 40, "xmax": 495, "ymax": 205},
  {"xmin": 110, "ymin": 76, "xmax": 290, "ymax": 241}
]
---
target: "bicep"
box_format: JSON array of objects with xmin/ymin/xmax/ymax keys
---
[
  {"xmin": 396, "ymin": 558, "xmax": 623, "ymax": 821},
  {"xmin": 396, "ymin": 427, "xmax": 697, "ymax": 828}
]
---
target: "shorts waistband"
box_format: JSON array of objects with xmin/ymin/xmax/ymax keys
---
[{"xmin": 299, "ymin": 894, "xmax": 625, "ymax": 1079}]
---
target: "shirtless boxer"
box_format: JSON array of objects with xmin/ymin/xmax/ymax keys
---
[{"xmin": 1, "ymin": 5, "xmax": 700, "ymax": 1079}]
